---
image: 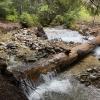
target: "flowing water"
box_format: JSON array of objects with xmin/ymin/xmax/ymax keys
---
[
  {"xmin": 44, "ymin": 27, "xmax": 100, "ymax": 58},
  {"xmin": 24, "ymin": 72, "xmax": 100, "ymax": 100},
  {"xmin": 44, "ymin": 28, "xmax": 94, "ymax": 43}
]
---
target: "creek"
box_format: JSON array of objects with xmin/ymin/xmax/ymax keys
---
[{"xmin": 23, "ymin": 27, "xmax": 100, "ymax": 100}]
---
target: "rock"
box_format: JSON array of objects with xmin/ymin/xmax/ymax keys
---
[
  {"xmin": 80, "ymin": 79, "xmax": 86, "ymax": 83},
  {"xmin": 85, "ymin": 82, "xmax": 91, "ymax": 86},
  {"xmin": 86, "ymin": 68, "xmax": 93, "ymax": 73},
  {"xmin": 93, "ymin": 67, "xmax": 98, "ymax": 72},
  {"xmin": 0, "ymin": 59, "xmax": 28, "ymax": 100},
  {"xmin": 0, "ymin": 59, "xmax": 7, "ymax": 74},
  {"xmin": 0, "ymin": 42, "xmax": 6, "ymax": 46},
  {"xmin": 89, "ymin": 73, "xmax": 98, "ymax": 80},
  {"xmin": 64, "ymin": 49, "xmax": 71, "ymax": 56},
  {"xmin": 24, "ymin": 56, "xmax": 37, "ymax": 62},
  {"xmin": 77, "ymin": 67, "xmax": 100, "ymax": 88},
  {"xmin": 83, "ymin": 36, "xmax": 89, "ymax": 40},
  {"xmin": 87, "ymin": 68, "xmax": 98, "ymax": 73},
  {"xmin": 20, "ymin": 22, "xmax": 29, "ymax": 28},
  {"xmin": 35, "ymin": 26, "xmax": 48, "ymax": 39},
  {"xmin": 69, "ymin": 41, "xmax": 74, "ymax": 44},
  {"xmin": 6, "ymin": 43, "xmax": 17, "ymax": 49}
]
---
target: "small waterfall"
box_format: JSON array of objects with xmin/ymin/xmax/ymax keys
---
[
  {"xmin": 20, "ymin": 71, "xmax": 57, "ymax": 98},
  {"xmin": 20, "ymin": 71, "xmax": 100, "ymax": 100},
  {"xmin": 28, "ymin": 72, "xmax": 72, "ymax": 100}
]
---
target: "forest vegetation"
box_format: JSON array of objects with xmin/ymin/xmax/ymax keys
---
[{"xmin": 0, "ymin": 0, "xmax": 100, "ymax": 27}]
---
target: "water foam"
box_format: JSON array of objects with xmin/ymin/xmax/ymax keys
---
[
  {"xmin": 28, "ymin": 78, "xmax": 72, "ymax": 100},
  {"xmin": 28, "ymin": 73, "xmax": 100, "ymax": 100}
]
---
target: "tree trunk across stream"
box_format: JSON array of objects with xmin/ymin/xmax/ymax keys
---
[{"xmin": 24, "ymin": 35, "xmax": 100, "ymax": 80}]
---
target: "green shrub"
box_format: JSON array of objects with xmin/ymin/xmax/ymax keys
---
[
  {"xmin": 63, "ymin": 11, "xmax": 79, "ymax": 28},
  {"xmin": 20, "ymin": 12, "xmax": 33, "ymax": 27},
  {"xmin": 50, "ymin": 15, "xmax": 64, "ymax": 26},
  {"xmin": 79, "ymin": 7, "xmax": 92, "ymax": 21},
  {"xmin": 20, "ymin": 12, "xmax": 39, "ymax": 27},
  {"xmin": 6, "ymin": 15, "xmax": 18, "ymax": 22},
  {"xmin": 32, "ymin": 14, "xmax": 39, "ymax": 26},
  {"xmin": 37, "ymin": 4, "xmax": 56, "ymax": 26}
]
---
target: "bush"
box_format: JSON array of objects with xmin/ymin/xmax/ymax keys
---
[
  {"xmin": 79, "ymin": 7, "xmax": 91, "ymax": 21},
  {"xmin": 50, "ymin": 15, "xmax": 64, "ymax": 26},
  {"xmin": 37, "ymin": 4, "xmax": 56, "ymax": 26},
  {"xmin": 32, "ymin": 14, "xmax": 39, "ymax": 26},
  {"xmin": 6, "ymin": 15, "xmax": 18, "ymax": 22},
  {"xmin": 20, "ymin": 12, "xmax": 33, "ymax": 27},
  {"xmin": 63, "ymin": 11, "xmax": 79, "ymax": 28},
  {"xmin": 20, "ymin": 12, "xmax": 39, "ymax": 27}
]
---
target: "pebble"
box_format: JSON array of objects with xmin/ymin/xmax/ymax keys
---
[
  {"xmin": 86, "ymin": 68, "xmax": 93, "ymax": 73},
  {"xmin": 89, "ymin": 74, "xmax": 98, "ymax": 80},
  {"xmin": 6, "ymin": 43, "xmax": 17, "ymax": 49},
  {"xmin": 78, "ymin": 67, "xmax": 100, "ymax": 88}
]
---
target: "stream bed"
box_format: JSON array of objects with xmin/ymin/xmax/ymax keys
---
[{"xmin": 24, "ymin": 28, "xmax": 100, "ymax": 100}]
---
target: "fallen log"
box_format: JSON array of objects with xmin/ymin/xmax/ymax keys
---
[{"xmin": 24, "ymin": 35, "xmax": 100, "ymax": 80}]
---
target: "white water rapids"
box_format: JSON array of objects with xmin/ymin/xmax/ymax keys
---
[{"xmin": 27, "ymin": 72, "xmax": 100, "ymax": 100}]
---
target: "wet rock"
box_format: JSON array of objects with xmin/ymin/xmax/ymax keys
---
[
  {"xmin": 35, "ymin": 26, "xmax": 48, "ymax": 39},
  {"xmin": 69, "ymin": 41, "xmax": 74, "ymax": 44},
  {"xmin": 82, "ymin": 36, "xmax": 89, "ymax": 40},
  {"xmin": 0, "ymin": 59, "xmax": 28, "ymax": 100},
  {"xmin": 80, "ymin": 78, "xmax": 86, "ymax": 83}
]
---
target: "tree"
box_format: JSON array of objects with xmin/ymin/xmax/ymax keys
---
[
  {"xmin": 83, "ymin": 0, "xmax": 100, "ymax": 24},
  {"xmin": 0, "ymin": 0, "xmax": 12, "ymax": 19}
]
